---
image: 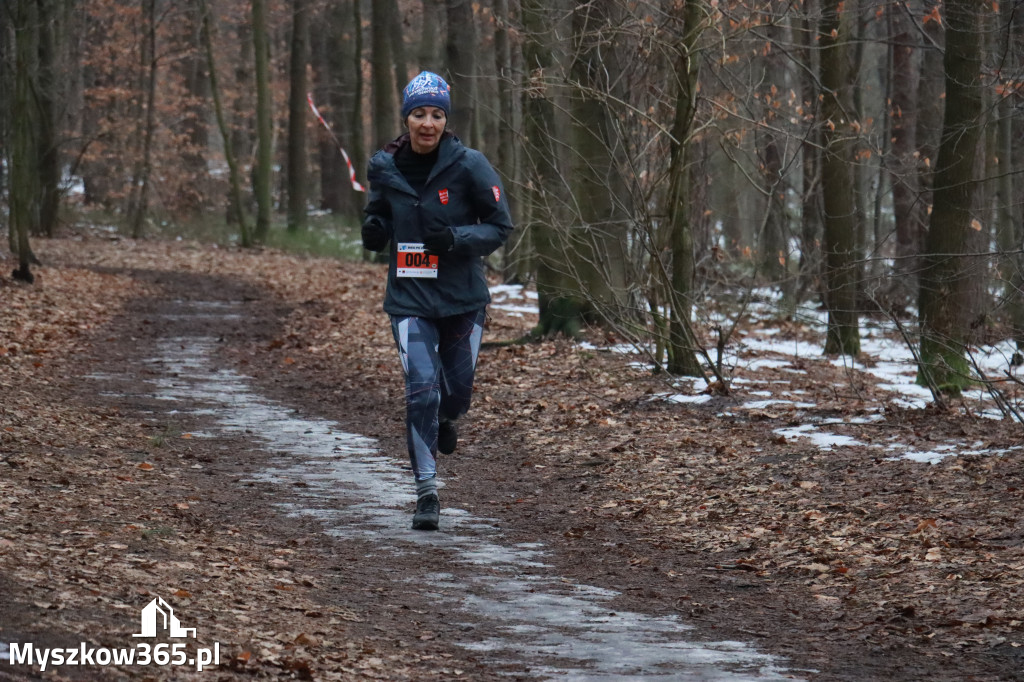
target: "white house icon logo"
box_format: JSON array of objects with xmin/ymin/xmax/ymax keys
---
[{"xmin": 132, "ymin": 597, "xmax": 196, "ymax": 638}]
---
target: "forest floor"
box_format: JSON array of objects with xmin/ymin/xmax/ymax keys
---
[{"xmin": 1, "ymin": 230, "xmax": 1023, "ymax": 681}]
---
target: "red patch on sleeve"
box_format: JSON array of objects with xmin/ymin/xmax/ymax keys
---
[
  {"xmin": 491, "ymin": 186, "xmax": 501, "ymax": 202},
  {"xmin": 438, "ymin": 189, "xmax": 449, "ymax": 205}
]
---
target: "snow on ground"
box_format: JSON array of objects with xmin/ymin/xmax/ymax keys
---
[
  {"xmin": 488, "ymin": 284, "xmax": 539, "ymax": 317},
  {"xmin": 488, "ymin": 284, "xmax": 1023, "ymax": 463}
]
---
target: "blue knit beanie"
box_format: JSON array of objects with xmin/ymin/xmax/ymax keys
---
[{"xmin": 401, "ymin": 71, "xmax": 451, "ymax": 119}]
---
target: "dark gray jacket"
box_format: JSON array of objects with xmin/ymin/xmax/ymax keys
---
[{"xmin": 364, "ymin": 132, "xmax": 514, "ymax": 319}]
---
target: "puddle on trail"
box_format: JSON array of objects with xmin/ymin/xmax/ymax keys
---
[{"xmin": 131, "ymin": 299, "xmax": 798, "ymax": 681}]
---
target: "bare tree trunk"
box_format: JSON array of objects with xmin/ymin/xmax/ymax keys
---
[
  {"xmin": 129, "ymin": 0, "xmax": 158, "ymax": 239},
  {"xmin": 664, "ymin": 0, "xmax": 707, "ymax": 376},
  {"xmin": 567, "ymin": 0, "xmax": 629, "ymax": 326},
  {"xmin": 917, "ymin": 0, "xmax": 984, "ymax": 394},
  {"xmin": 175, "ymin": 3, "xmax": 211, "ymax": 215},
  {"xmin": 756, "ymin": 20, "xmax": 788, "ymax": 287},
  {"xmin": 371, "ymin": 0, "xmax": 397, "ymax": 148},
  {"xmin": 445, "ymin": 0, "xmax": 478, "ymax": 147},
  {"xmin": 819, "ymin": 0, "xmax": 861, "ymax": 356},
  {"xmin": 387, "ymin": 0, "xmax": 408, "ymax": 97},
  {"xmin": 286, "ymin": 0, "xmax": 310, "ymax": 232},
  {"xmin": 888, "ymin": 2, "xmax": 922, "ymax": 307},
  {"xmin": 418, "ymin": 0, "xmax": 444, "ymax": 73},
  {"xmin": 36, "ymin": 0, "xmax": 61, "ymax": 238},
  {"xmin": 10, "ymin": 0, "xmax": 38, "ymax": 281},
  {"xmin": 522, "ymin": 0, "xmax": 577, "ymax": 337},
  {"xmin": 199, "ymin": 0, "xmax": 251, "ymax": 246},
  {"xmin": 795, "ymin": 1, "xmax": 821, "ymax": 300},
  {"xmin": 495, "ymin": 0, "xmax": 527, "ymax": 283},
  {"xmin": 252, "ymin": 0, "xmax": 274, "ymax": 242}
]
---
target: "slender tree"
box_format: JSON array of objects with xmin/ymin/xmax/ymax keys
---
[
  {"xmin": 175, "ymin": 2, "xmax": 211, "ymax": 214},
  {"xmin": 663, "ymin": 0, "xmax": 707, "ymax": 376},
  {"xmin": 917, "ymin": 0, "xmax": 984, "ymax": 393},
  {"xmin": 199, "ymin": 0, "xmax": 251, "ymax": 246},
  {"xmin": 887, "ymin": 1, "xmax": 923, "ymax": 305},
  {"xmin": 418, "ymin": 0, "xmax": 444, "ymax": 73},
  {"xmin": 819, "ymin": 0, "xmax": 861, "ymax": 356},
  {"xmin": 36, "ymin": 0, "xmax": 61, "ymax": 237},
  {"xmin": 522, "ymin": 0, "xmax": 579, "ymax": 337},
  {"xmin": 371, "ymin": 0, "xmax": 397, "ymax": 148},
  {"xmin": 252, "ymin": 0, "xmax": 273, "ymax": 242},
  {"xmin": 286, "ymin": 0, "xmax": 310, "ymax": 232},
  {"xmin": 128, "ymin": 0, "xmax": 158, "ymax": 239},
  {"xmin": 567, "ymin": 0, "xmax": 629, "ymax": 324},
  {"xmin": 9, "ymin": 0, "xmax": 38, "ymax": 281},
  {"xmin": 795, "ymin": 2, "xmax": 822, "ymax": 299},
  {"xmin": 445, "ymin": 0, "xmax": 477, "ymax": 146}
]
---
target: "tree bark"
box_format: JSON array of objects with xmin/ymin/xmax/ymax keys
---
[
  {"xmin": 286, "ymin": 0, "xmax": 310, "ymax": 232},
  {"xmin": 371, "ymin": 0, "xmax": 398, "ymax": 148},
  {"xmin": 252, "ymin": 0, "xmax": 274, "ymax": 243},
  {"xmin": 917, "ymin": 0, "xmax": 984, "ymax": 394},
  {"xmin": 521, "ymin": 0, "xmax": 577, "ymax": 337},
  {"xmin": 129, "ymin": 0, "xmax": 158, "ymax": 239},
  {"xmin": 664, "ymin": 0, "xmax": 707, "ymax": 376},
  {"xmin": 200, "ymin": 0, "xmax": 251, "ymax": 246},
  {"xmin": 36, "ymin": 0, "xmax": 61, "ymax": 238},
  {"xmin": 819, "ymin": 0, "xmax": 861, "ymax": 356},
  {"xmin": 10, "ymin": 0, "xmax": 38, "ymax": 281},
  {"xmin": 445, "ymin": 0, "xmax": 478, "ymax": 147},
  {"xmin": 888, "ymin": 2, "xmax": 922, "ymax": 306},
  {"xmin": 795, "ymin": 1, "xmax": 821, "ymax": 300},
  {"xmin": 567, "ymin": 0, "xmax": 629, "ymax": 326},
  {"xmin": 418, "ymin": 0, "xmax": 444, "ymax": 74},
  {"xmin": 495, "ymin": 0, "xmax": 527, "ymax": 283}
]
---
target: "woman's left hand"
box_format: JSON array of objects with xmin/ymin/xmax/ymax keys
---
[{"xmin": 423, "ymin": 226, "xmax": 455, "ymax": 254}]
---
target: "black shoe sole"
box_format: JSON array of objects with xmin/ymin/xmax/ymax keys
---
[{"xmin": 412, "ymin": 515, "xmax": 439, "ymax": 531}]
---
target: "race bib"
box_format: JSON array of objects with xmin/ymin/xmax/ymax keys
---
[{"xmin": 396, "ymin": 243, "xmax": 439, "ymax": 278}]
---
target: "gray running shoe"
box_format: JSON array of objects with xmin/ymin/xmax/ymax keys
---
[{"xmin": 412, "ymin": 493, "xmax": 440, "ymax": 531}]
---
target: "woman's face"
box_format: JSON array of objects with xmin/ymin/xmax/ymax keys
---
[{"xmin": 406, "ymin": 106, "xmax": 447, "ymax": 154}]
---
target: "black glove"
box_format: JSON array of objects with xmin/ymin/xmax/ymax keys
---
[
  {"xmin": 422, "ymin": 227, "xmax": 455, "ymax": 255},
  {"xmin": 361, "ymin": 216, "xmax": 389, "ymax": 252}
]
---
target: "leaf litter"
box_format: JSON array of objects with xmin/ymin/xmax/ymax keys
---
[{"xmin": 1, "ymin": 231, "xmax": 1022, "ymax": 680}]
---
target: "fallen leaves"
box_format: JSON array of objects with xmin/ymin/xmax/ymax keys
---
[{"xmin": 4, "ymin": 233, "xmax": 1024, "ymax": 678}]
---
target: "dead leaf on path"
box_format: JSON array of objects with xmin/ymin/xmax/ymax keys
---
[
  {"xmin": 912, "ymin": 518, "xmax": 938, "ymax": 534},
  {"xmin": 137, "ymin": 462, "xmax": 154, "ymax": 470},
  {"xmin": 294, "ymin": 633, "xmax": 320, "ymax": 647}
]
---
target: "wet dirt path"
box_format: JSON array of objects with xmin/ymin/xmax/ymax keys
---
[{"xmin": 78, "ymin": 270, "xmax": 800, "ymax": 680}]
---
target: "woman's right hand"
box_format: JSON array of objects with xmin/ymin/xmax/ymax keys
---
[{"xmin": 361, "ymin": 216, "xmax": 389, "ymax": 251}]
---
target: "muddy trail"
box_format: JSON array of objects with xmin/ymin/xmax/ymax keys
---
[{"xmin": 3, "ymin": 247, "xmax": 1017, "ymax": 681}]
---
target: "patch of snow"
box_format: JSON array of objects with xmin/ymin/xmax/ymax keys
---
[
  {"xmin": 774, "ymin": 424, "xmax": 865, "ymax": 450},
  {"xmin": 743, "ymin": 357, "xmax": 793, "ymax": 371},
  {"xmin": 667, "ymin": 394, "xmax": 713, "ymax": 405},
  {"xmin": 490, "ymin": 304, "xmax": 539, "ymax": 315}
]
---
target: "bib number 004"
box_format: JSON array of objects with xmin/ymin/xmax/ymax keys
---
[{"xmin": 396, "ymin": 243, "xmax": 439, "ymax": 278}]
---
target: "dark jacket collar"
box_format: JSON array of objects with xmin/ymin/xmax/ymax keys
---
[{"xmin": 371, "ymin": 131, "xmax": 463, "ymax": 191}]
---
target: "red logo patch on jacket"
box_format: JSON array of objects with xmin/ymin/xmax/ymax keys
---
[
  {"xmin": 438, "ymin": 189, "xmax": 449, "ymax": 205},
  {"xmin": 491, "ymin": 186, "xmax": 501, "ymax": 202}
]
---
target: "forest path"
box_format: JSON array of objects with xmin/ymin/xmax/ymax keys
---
[
  {"xmin": 75, "ymin": 270, "xmax": 795, "ymax": 681},
  {"xmin": 5, "ymin": 237, "xmax": 1018, "ymax": 681}
]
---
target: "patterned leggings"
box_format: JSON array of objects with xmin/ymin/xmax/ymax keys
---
[{"xmin": 390, "ymin": 309, "xmax": 485, "ymax": 480}]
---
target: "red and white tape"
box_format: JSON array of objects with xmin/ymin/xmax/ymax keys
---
[{"xmin": 307, "ymin": 93, "xmax": 366, "ymax": 193}]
